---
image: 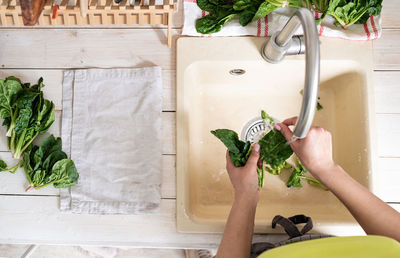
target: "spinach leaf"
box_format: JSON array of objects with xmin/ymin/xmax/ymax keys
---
[
  {"xmin": 300, "ymin": 176, "xmax": 328, "ymax": 190},
  {"xmin": 252, "ymin": 1, "xmax": 278, "ymax": 22},
  {"xmin": 259, "ymin": 129, "xmax": 293, "ymax": 175},
  {"xmin": 287, "ymin": 158, "xmax": 327, "ymax": 190},
  {"xmin": 23, "ymin": 135, "xmax": 79, "ymax": 190},
  {"xmin": 239, "ymin": 5, "xmax": 259, "ymax": 26},
  {"xmin": 327, "ymin": 0, "xmax": 370, "ymax": 29},
  {"xmin": 0, "ymin": 159, "xmax": 22, "ymax": 174},
  {"xmin": 0, "ymin": 77, "xmax": 23, "ymax": 136},
  {"xmin": 356, "ymin": 0, "xmax": 382, "ymax": 24},
  {"xmin": 261, "ymin": 109, "xmax": 274, "ymax": 125},
  {"xmin": 211, "ymin": 129, "xmax": 252, "ymax": 167},
  {"xmin": 196, "ymin": 13, "xmax": 238, "ymax": 34},
  {"xmin": 0, "ymin": 77, "xmax": 55, "ymax": 159},
  {"xmin": 287, "ymin": 158, "xmax": 307, "ymax": 187},
  {"xmin": 197, "ymin": 0, "xmax": 218, "ymax": 13},
  {"xmin": 51, "ymin": 159, "xmax": 79, "ymax": 188}
]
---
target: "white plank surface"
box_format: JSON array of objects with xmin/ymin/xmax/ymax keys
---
[
  {"xmin": 381, "ymin": 0, "xmax": 400, "ymax": 28},
  {"xmin": 376, "ymin": 114, "xmax": 400, "ymax": 158},
  {"xmin": 0, "ymin": 29, "xmax": 179, "ymax": 70},
  {"xmin": 373, "ymin": 30, "xmax": 400, "ymax": 70},
  {"xmin": 0, "ymin": 196, "xmax": 223, "ymax": 248},
  {"xmin": 376, "ymin": 158, "xmax": 400, "ymax": 202},
  {"xmin": 374, "ymin": 71, "xmax": 400, "ymax": 114}
]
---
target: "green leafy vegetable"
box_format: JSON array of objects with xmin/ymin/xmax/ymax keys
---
[
  {"xmin": 259, "ymin": 129, "xmax": 293, "ymax": 175},
  {"xmin": 300, "ymin": 176, "xmax": 328, "ymax": 190},
  {"xmin": 211, "ymin": 129, "xmax": 252, "ymax": 167},
  {"xmin": 212, "ymin": 110, "xmax": 326, "ymax": 191},
  {"xmin": 261, "ymin": 109, "xmax": 275, "ymax": 125},
  {"xmin": 327, "ymin": 0, "xmax": 378, "ymax": 29},
  {"xmin": 316, "ymin": 100, "xmax": 323, "ymax": 111},
  {"xmin": 287, "ymin": 158, "xmax": 327, "ymax": 190},
  {"xmin": 356, "ymin": 0, "xmax": 382, "ymax": 24},
  {"xmin": 0, "ymin": 76, "xmax": 55, "ymax": 159},
  {"xmin": 195, "ymin": 0, "xmax": 383, "ymax": 34},
  {"xmin": 23, "ymin": 135, "xmax": 79, "ymax": 190},
  {"xmin": 0, "ymin": 159, "xmax": 22, "ymax": 173}
]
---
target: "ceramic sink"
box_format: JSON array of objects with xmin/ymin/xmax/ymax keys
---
[{"xmin": 176, "ymin": 37, "xmax": 377, "ymax": 235}]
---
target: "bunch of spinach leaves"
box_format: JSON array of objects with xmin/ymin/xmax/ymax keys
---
[
  {"xmin": 0, "ymin": 159, "xmax": 22, "ymax": 174},
  {"xmin": 196, "ymin": 0, "xmax": 303, "ymax": 34},
  {"xmin": 0, "ymin": 76, "xmax": 55, "ymax": 159},
  {"xmin": 23, "ymin": 135, "xmax": 79, "ymax": 191},
  {"xmin": 212, "ymin": 110, "xmax": 327, "ymax": 191},
  {"xmin": 211, "ymin": 129, "xmax": 252, "ymax": 167},
  {"xmin": 195, "ymin": 0, "xmax": 383, "ymax": 34},
  {"xmin": 326, "ymin": 0, "xmax": 383, "ymax": 28},
  {"xmin": 287, "ymin": 158, "xmax": 327, "ymax": 190}
]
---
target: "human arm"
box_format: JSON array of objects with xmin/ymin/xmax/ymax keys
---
[
  {"xmin": 216, "ymin": 144, "xmax": 260, "ymax": 258},
  {"xmin": 275, "ymin": 117, "xmax": 400, "ymax": 242}
]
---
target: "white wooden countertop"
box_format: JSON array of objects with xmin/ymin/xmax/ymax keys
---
[{"xmin": 0, "ymin": 0, "xmax": 399, "ymax": 248}]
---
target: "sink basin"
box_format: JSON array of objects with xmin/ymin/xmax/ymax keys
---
[{"xmin": 176, "ymin": 37, "xmax": 377, "ymax": 235}]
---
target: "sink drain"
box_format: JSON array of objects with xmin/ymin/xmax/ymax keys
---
[
  {"xmin": 241, "ymin": 116, "xmax": 277, "ymax": 143},
  {"xmin": 229, "ymin": 69, "xmax": 246, "ymax": 76}
]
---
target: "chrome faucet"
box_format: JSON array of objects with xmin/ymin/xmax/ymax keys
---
[{"xmin": 261, "ymin": 8, "xmax": 320, "ymax": 142}]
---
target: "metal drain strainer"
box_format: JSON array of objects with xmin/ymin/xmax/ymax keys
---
[{"xmin": 241, "ymin": 116, "xmax": 277, "ymax": 143}]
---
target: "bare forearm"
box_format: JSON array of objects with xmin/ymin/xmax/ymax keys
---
[
  {"xmin": 316, "ymin": 165, "xmax": 400, "ymax": 241},
  {"xmin": 216, "ymin": 196, "xmax": 257, "ymax": 258}
]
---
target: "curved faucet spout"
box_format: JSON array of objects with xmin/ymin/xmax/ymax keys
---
[{"xmin": 261, "ymin": 8, "xmax": 320, "ymax": 139}]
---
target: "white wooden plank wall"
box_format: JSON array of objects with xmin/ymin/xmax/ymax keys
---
[{"xmin": 0, "ymin": 0, "xmax": 398, "ymax": 247}]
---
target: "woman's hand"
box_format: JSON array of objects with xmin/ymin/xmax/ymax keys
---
[
  {"xmin": 226, "ymin": 144, "xmax": 260, "ymax": 203},
  {"xmin": 274, "ymin": 117, "xmax": 337, "ymax": 181}
]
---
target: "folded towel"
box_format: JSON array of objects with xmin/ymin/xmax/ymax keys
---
[
  {"xmin": 60, "ymin": 67, "xmax": 162, "ymax": 214},
  {"xmin": 182, "ymin": 1, "xmax": 382, "ymax": 41}
]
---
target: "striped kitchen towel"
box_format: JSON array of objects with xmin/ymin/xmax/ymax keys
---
[{"xmin": 182, "ymin": 1, "xmax": 382, "ymax": 41}]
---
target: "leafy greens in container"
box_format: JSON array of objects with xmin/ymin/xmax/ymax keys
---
[
  {"xmin": 23, "ymin": 135, "xmax": 79, "ymax": 191},
  {"xmin": 195, "ymin": 0, "xmax": 383, "ymax": 34},
  {"xmin": 0, "ymin": 76, "xmax": 55, "ymax": 159}
]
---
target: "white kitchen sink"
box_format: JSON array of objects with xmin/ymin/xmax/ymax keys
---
[{"xmin": 176, "ymin": 37, "xmax": 377, "ymax": 235}]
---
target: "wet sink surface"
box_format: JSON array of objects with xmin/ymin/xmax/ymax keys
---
[{"xmin": 177, "ymin": 37, "xmax": 377, "ymax": 235}]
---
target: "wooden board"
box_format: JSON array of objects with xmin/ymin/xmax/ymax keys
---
[
  {"xmin": 376, "ymin": 158, "xmax": 400, "ymax": 203},
  {"xmin": 0, "ymin": 29, "xmax": 179, "ymax": 69},
  {"xmin": 374, "ymin": 71, "xmax": 400, "ymax": 114},
  {"xmin": 0, "ymin": 196, "xmax": 224, "ymax": 248},
  {"xmin": 381, "ymin": 0, "xmax": 400, "ymax": 28},
  {"xmin": 376, "ymin": 114, "xmax": 400, "ymax": 158},
  {"xmin": 374, "ymin": 29, "xmax": 400, "ymax": 70}
]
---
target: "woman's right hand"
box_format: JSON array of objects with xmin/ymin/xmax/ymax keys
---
[{"xmin": 274, "ymin": 117, "xmax": 337, "ymax": 182}]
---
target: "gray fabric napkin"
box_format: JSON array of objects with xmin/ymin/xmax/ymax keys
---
[{"xmin": 60, "ymin": 67, "xmax": 162, "ymax": 214}]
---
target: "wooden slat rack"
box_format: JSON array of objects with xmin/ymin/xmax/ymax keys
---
[{"xmin": 0, "ymin": 0, "xmax": 177, "ymax": 47}]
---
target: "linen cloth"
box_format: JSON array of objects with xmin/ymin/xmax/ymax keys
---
[
  {"xmin": 60, "ymin": 67, "xmax": 162, "ymax": 214},
  {"xmin": 182, "ymin": 1, "xmax": 382, "ymax": 40}
]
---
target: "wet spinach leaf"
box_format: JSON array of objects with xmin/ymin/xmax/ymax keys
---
[
  {"xmin": 211, "ymin": 129, "xmax": 252, "ymax": 167},
  {"xmin": 259, "ymin": 129, "xmax": 293, "ymax": 175}
]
